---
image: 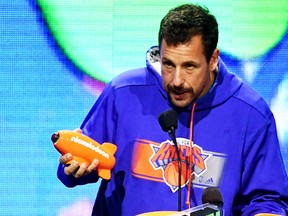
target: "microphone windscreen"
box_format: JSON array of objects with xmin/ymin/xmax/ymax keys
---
[
  {"xmin": 158, "ymin": 109, "xmax": 178, "ymax": 132},
  {"xmin": 202, "ymin": 187, "xmax": 224, "ymax": 207}
]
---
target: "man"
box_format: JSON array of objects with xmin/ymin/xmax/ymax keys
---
[{"xmin": 57, "ymin": 3, "xmax": 288, "ymax": 216}]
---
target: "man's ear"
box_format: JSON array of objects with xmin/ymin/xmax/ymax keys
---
[{"xmin": 209, "ymin": 48, "xmax": 220, "ymax": 71}]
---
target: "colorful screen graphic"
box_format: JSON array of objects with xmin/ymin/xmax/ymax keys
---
[{"xmin": 1, "ymin": 0, "xmax": 287, "ymax": 215}]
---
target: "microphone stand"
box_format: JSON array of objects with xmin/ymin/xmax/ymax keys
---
[{"xmin": 168, "ymin": 128, "xmax": 182, "ymax": 212}]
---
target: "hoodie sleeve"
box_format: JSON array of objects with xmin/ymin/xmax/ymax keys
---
[
  {"xmin": 57, "ymin": 164, "xmax": 99, "ymax": 187},
  {"xmin": 57, "ymin": 82, "xmax": 117, "ymax": 187},
  {"xmin": 238, "ymin": 113, "xmax": 288, "ymax": 215}
]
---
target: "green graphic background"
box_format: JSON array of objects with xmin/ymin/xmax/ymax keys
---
[{"xmin": 38, "ymin": 0, "xmax": 288, "ymax": 83}]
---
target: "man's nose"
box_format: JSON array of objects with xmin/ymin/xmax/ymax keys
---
[{"xmin": 173, "ymin": 69, "xmax": 185, "ymax": 87}]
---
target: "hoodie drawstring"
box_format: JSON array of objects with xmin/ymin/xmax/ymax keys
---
[{"xmin": 186, "ymin": 102, "xmax": 197, "ymax": 208}]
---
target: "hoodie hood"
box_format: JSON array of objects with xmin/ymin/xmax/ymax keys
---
[{"xmin": 146, "ymin": 46, "xmax": 243, "ymax": 111}]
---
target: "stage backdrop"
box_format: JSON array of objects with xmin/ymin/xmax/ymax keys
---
[{"xmin": 0, "ymin": 0, "xmax": 287, "ymax": 215}]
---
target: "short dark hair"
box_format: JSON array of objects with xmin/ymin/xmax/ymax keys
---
[{"xmin": 158, "ymin": 4, "xmax": 218, "ymax": 62}]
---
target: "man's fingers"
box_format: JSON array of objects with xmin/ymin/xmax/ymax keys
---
[
  {"xmin": 59, "ymin": 153, "xmax": 72, "ymax": 164},
  {"xmin": 64, "ymin": 160, "xmax": 79, "ymax": 175},
  {"xmin": 73, "ymin": 163, "xmax": 87, "ymax": 178},
  {"xmin": 86, "ymin": 159, "xmax": 99, "ymax": 173},
  {"xmin": 74, "ymin": 128, "xmax": 82, "ymax": 133},
  {"xmin": 62, "ymin": 157, "xmax": 99, "ymax": 177}
]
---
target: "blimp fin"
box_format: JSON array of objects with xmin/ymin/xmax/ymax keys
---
[
  {"xmin": 98, "ymin": 168, "xmax": 111, "ymax": 180},
  {"xmin": 102, "ymin": 142, "xmax": 117, "ymax": 155}
]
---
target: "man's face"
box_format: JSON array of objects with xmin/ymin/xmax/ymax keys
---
[{"xmin": 160, "ymin": 35, "xmax": 218, "ymax": 108}]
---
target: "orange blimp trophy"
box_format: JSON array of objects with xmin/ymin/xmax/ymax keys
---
[{"xmin": 51, "ymin": 130, "xmax": 117, "ymax": 180}]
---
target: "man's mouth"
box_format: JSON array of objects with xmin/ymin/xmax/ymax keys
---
[{"xmin": 170, "ymin": 90, "xmax": 189, "ymax": 100}]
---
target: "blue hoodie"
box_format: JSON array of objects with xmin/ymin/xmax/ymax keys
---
[{"xmin": 57, "ymin": 46, "xmax": 288, "ymax": 216}]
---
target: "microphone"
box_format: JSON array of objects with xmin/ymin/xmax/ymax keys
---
[
  {"xmin": 158, "ymin": 109, "xmax": 178, "ymax": 144},
  {"xmin": 202, "ymin": 186, "xmax": 224, "ymax": 208},
  {"xmin": 199, "ymin": 186, "xmax": 224, "ymax": 216},
  {"xmin": 179, "ymin": 187, "xmax": 224, "ymax": 216},
  {"xmin": 158, "ymin": 109, "xmax": 182, "ymax": 211}
]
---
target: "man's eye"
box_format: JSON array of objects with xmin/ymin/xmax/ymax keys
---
[
  {"xmin": 163, "ymin": 62, "xmax": 173, "ymax": 69},
  {"xmin": 186, "ymin": 64, "xmax": 196, "ymax": 72},
  {"xmin": 186, "ymin": 64, "xmax": 195, "ymax": 69}
]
